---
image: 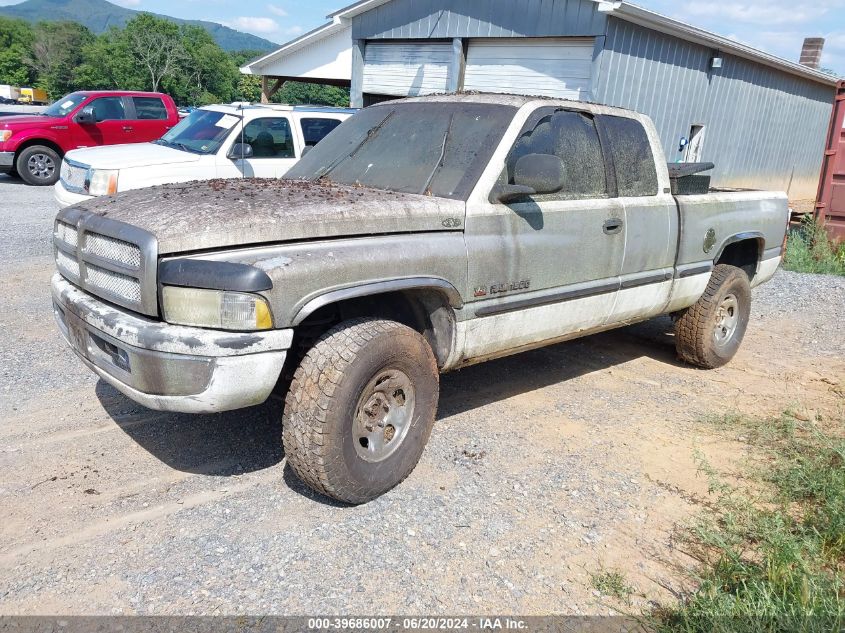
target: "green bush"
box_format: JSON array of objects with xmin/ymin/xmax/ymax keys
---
[{"xmin": 783, "ymin": 216, "xmax": 845, "ymax": 276}]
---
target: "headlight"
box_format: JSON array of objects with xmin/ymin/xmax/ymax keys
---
[
  {"xmin": 87, "ymin": 169, "xmax": 119, "ymax": 196},
  {"xmin": 161, "ymin": 286, "xmax": 274, "ymax": 331},
  {"xmin": 0, "ymin": 130, "xmax": 11, "ymax": 143}
]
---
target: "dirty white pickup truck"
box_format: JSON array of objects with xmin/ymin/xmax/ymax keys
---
[{"xmin": 51, "ymin": 94, "xmax": 788, "ymax": 503}]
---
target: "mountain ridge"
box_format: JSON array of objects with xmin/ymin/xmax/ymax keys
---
[{"xmin": 0, "ymin": 0, "xmax": 278, "ymax": 52}]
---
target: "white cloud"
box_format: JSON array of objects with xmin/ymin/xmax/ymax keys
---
[
  {"xmin": 229, "ymin": 16, "xmax": 280, "ymax": 34},
  {"xmin": 282, "ymin": 25, "xmax": 304, "ymax": 36},
  {"xmin": 266, "ymin": 4, "xmax": 288, "ymax": 17}
]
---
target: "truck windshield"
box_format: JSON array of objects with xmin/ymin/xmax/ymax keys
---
[
  {"xmin": 42, "ymin": 93, "xmax": 88, "ymax": 117},
  {"xmin": 286, "ymin": 102, "xmax": 516, "ymax": 200},
  {"xmin": 156, "ymin": 109, "xmax": 240, "ymax": 155}
]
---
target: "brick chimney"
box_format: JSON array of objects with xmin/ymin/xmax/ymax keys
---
[{"xmin": 799, "ymin": 37, "xmax": 825, "ymax": 69}]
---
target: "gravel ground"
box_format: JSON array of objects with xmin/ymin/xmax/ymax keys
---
[{"xmin": 1, "ymin": 174, "xmax": 843, "ymax": 616}]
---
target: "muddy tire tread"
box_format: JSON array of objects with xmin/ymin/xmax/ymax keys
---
[
  {"xmin": 675, "ymin": 264, "xmax": 748, "ymax": 368},
  {"xmin": 282, "ymin": 318, "xmax": 435, "ymax": 502}
]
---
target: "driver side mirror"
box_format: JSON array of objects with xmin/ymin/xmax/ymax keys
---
[
  {"xmin": 489, "ymin": 153, "xmax": 566, "ymax": 204},
  {"xmin": 75, "ymin": 105, "xmax": 96, "ymax": 125},
  {"xmin": 227, "ymin": 142, "xmax": 254, "ymax": 160}
]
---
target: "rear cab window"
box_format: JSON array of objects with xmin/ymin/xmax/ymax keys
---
[
  {"xmin": 132, "ymin": 97, "xmax": 168, "ymax": 120},
  {"xmin": 598, "ymin": 115, "xmax": 659, "ymax": 197},
  {"xmin": 300, "ymin": 117, "xmax": 343, "ymax": 147}
]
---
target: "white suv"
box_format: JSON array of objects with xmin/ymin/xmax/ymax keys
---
[{"xmin": 54, "ymin": 103, "xmax": 356, "ymax": 208}]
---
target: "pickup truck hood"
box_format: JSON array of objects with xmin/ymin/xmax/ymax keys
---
[
  {"xmin": 66, "ymin": 143, "xmax": 201, "ymax": 169},
  {"xmin": 77, "ymin": 179, "xmax": 465, "ymax": 254},
  {"xmin": 0, "ymin": 114, "xmax": 60, "ymax": 127}
]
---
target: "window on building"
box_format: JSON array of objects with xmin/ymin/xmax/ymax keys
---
[
  {"xmin": 132, "ymin": 97, "xmax": 168, "ymax": 120},
  {"xmin": 504, "ymin": 109, "xmax": 607, "ymax": 200},
  {"xmin": 600, "ymin": 115, "xmax": 658, "ymax": 197},
  {"xmin": 300, "ymin": 118, "xmax": 343, "ymax": 147},
  {"xmin": 243, "ymin": 117, "xmax": 295, "ymax": 158}
]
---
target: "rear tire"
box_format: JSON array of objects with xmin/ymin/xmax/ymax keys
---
[
  {"xmin": 675, "ymin": 264, "xmax": 751, "ymax": 369},
  {"xmin": 283, "ymin": 318, "xmax": 439, "ymax": 504},
  {"xmin": 16, "ymin": 145, "xmax": 61, "ymax": 186}
]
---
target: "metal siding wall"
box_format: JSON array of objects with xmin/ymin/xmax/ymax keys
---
[
  {"xmin": 595, "ymin": 18, "xmax": 835, "ymax": 200},
  {"xmin": 352, "ymin": 0, "xmax": 607, "ymax": 39}
]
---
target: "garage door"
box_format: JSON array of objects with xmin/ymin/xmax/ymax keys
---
[
  {"xmin": 464, "ymin": 38, "xmax": 595, "ymax": 100},
  {"xmin": 362, "ymin": 42, "xmax": 452, "ymax": 97}
]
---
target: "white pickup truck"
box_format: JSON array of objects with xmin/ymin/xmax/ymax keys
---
[
  {"xmin": 54, "ymin": 103, "xmax": 355, "ymax": 208},
  {"xmin": 52, "ymin": 94, "xmax": 789, "ymax": 503}
]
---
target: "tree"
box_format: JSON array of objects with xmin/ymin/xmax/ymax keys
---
[
  {"xmin": 0, "ymin": 17, "xmax": 34, "ymax": 86},
  {"xmin": 175, "ymin": 25, "xmax": 239, "ymax": 105},
  {"xmin": 122, "ymin": 14, "xmax": 186, "ymax": 93},
  {"xmin": 274, "ymin": 81, "xmax": 350, "ymax": 107},
  {"xmin": 25, "ymin": 21, "xmax": 93, "ymax": 97}
]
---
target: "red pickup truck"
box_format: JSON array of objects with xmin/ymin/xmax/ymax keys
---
[{"xmin": 0, "ymin": 90, "xmax": 179, "ymax": 186}]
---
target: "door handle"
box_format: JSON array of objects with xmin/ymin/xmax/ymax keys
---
[
  {"xmin": 603, "ymin": 218, "xmax": 624, "ymax": 235},
  {"xmin": 122, "ymin": 126, "xmax": 134, "ymax": 132}
]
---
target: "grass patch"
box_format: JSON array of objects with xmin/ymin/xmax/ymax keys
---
[
  {"xmin": 653, "ymin": 410, "xmax": 845, "ymax": 633},
  {"xmin": 783, "ymin": 216, "xmax": 845, "ymax": 276},
  {"xmin": 591, "ymin": 569, "xmax": 634, "ymax": 603}
]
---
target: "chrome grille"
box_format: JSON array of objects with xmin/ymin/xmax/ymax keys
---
[
  {"xmin": 54, "ymin": 221, "xmax": 78, "ymax": 249},
  {"xmin": 85, "ymin": 263, "xmax": 142, "ymax": 303},
  {"xmin": 85, "ymin": 233, "xmax": 141, "ymax": 268},
  {"xmin": 55, "ymin": 249, "xmax": 80, "ymax": 278},
  {"xmin": 52, "ymin": 209, "xmax": 158, "ymax": 316},
  {"xmin": 60, "ymin": 160, "xmax": 88, "ymax": 194}
]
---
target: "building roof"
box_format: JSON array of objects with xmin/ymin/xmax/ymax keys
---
[
  {"xmin": 594, "ymin": 1, "xmax": 839, "ymax": 86},
  {"xmin": 242, "ymin": 0, "xmax": 840, "ymax": 87}
]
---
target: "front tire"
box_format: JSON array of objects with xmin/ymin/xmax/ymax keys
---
[
  {"xmin": 283, "ymin": 318, "xmax": 439, "ymax": 504},
  {"xmin": 675, "ymin": 264, "xmax": 751, "ymax": 369},
  {"xmin": 16, "ymin": 145, "xmax": 61, "ymax": 186}
]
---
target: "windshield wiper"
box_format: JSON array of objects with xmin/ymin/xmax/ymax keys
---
[
  {"xmin": 316, "ymin": 110, "xmax": 395, "ymax": 181},
  {"xmin": 419, "ymin": 113, "xmax": 455, "ymax": 196}
]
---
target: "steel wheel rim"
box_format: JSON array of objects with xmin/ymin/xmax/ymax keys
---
[
  {"xmin": 28, "ymin": 153, "xmax": 55, "ymax": 179},
  {"xmin": 353, "ymin": 369, "xmax": 416, "ymax": 463},
  {"xmin": 713, "ymin": 294, "xmax": 740, "ymax": 346}
]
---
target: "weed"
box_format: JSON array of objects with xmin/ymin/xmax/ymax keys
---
[
  {"xmin": 783, "ymin": 216, "xmax": 845, "ymax": 276},
  {"xmin": 592, "ymin": 569, "xmax": 634, "ymax": 603},
  {"xmin": 653, "ymin": 410, "xmax": 845, "ymax": 633}
]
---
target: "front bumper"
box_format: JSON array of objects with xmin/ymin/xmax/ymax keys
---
[
  {"xmin": 0, "ymin": 151, "xmax": 14, "ymax": 172},
  {"xmin": 51, "ymin": 273, "xmax": 292, "ymax": 413},
  {"xmin": 54, "ymin": 181, "xmax": 94, "ymax": 208}
]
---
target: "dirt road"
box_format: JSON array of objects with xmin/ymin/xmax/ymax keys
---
[{"xmin": 1, "ymin": 175, "xmax": 843, "ymax": 615}]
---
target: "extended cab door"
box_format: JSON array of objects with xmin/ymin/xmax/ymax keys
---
[
  {"xmin": 72, "ymin": 96, "xmax": 131, "ymax": 148},
  {"xmin": 218, "ymin": 116, "xmax": 298, "ymax": 179},
  {"xmin": 598, "ymin": 115, "xmax": 678, "ymax": 324},
  {"xmin": 461, "ymin": 106, "xmax": 626, "ymax": 361},
  {"xmin": 126, "ymin": 96, "xmax": 175, "ymax": 142}
]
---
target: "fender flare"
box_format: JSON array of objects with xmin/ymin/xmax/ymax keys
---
[
  {"xmin": 291, "ymin": 277, "xmax": 464, "ymax": 326},
  {"xmin": 712, "ymin": 231, "xmax": 765, "ymax": 263}
]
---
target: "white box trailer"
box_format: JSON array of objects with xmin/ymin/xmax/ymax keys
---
[{"xmin": 0, "ymin": 85, "xmax": 22, "ymax": 101}]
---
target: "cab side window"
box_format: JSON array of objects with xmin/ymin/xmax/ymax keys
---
[
  {"xmin": 89, "ymin": 97, "xmax": 126, "ymax": 122},
  {"xmin": 599, "ymin": 115, "xmax": 658, "ymax": 197},
  {"xmin": 132, "ymin": 97, "xmax": 168, "ymax": 120},
  {"xmin": 504, "ymin": 109, "xmax": 607, "ymax": 201},
  {"xmin": 300, "ymin": 117, "xmax": 342, "ymax": 146},
  {"xmin": 242, "ymin": 117, "xmax": 295, "ymax": 158}
]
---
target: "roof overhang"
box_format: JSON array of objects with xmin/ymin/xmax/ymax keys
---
[
  {"xmin": 243, "ymin": 0, "xmax": 840, "ymax": 88},
  {"xmin": 594, "ymin": 1, "xmax": 840, "ymax": 87},
  {"xmin": 240, "ymin": 17, "xmax": 351, "ymax": 76}
]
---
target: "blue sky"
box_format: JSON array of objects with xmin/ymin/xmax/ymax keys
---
[{"xmin": 1, "ymin": 0, "xmax": 843, "ymax": 75}]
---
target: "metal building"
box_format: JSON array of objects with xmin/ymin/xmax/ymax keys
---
[{"xmin": 241, "ymin": 0, "xmax": 840, "ymax": 202}]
